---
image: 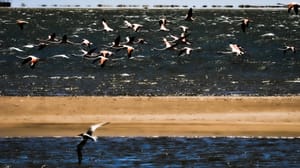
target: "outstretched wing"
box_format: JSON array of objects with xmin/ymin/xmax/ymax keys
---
[
  {"xmin": 178, "ymin": 48, "xmax": 186, "ymax": 56},
  {"xmin": 61, "ymin": 35, "xmax": 68, "ymax": 43},
  {"xmin": 92, "ymin": 57, "xmax": 101, "ymax": 64},
  {"xmin": 99, "ymin": 57, "xmax": 108, "ymax": 67},
  {"xmin": 241, "ymin": 22, "xmax": 246, "ymax": 32},
  {"xmin": 159, "ymin": 20, "xmax": 163, "ymax": 26},
  {"xmin": 91, "ymin": 56, "xmax": 108, "ymax": 67},
  {"xmin": 114, "ymin": 35, "xmax": 121, "ymax": 46},
  {"xmin": 21, "ymin": 57, "xmax": 32, "ymax": 65},
  {"xmin": 19, "ymin": 24, "xmax": 24, "ymax": 30},
  {"xmin": 86, "ymin": 122, "xmax": 110, "ymax": 136},
  {"xmin": 294, "ymin": 5, "xmax": 299, "ymax": 15},
  {"xmin": 128, "ymin": 36, "xmax": 135, "ymax": 44},
  {"xmin": 88, "ymin": 47, "xmax": 98, "ymax": 55}
]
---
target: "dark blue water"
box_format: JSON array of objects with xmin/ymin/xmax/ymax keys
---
[
  {"xmin": 0, "ymin": 8, "xmax": 300, "ymax": 96},
  {"xmin": 0, "ymin": 137, "xmax": 299, "ymax": 167}
]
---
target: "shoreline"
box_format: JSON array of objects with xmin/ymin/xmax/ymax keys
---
[
  {"xmin": 2, "ymin": 7, "xmax": 288, "ymax": 10},
  {"xmin": 1, "ymin": 96, "xmax": 300, "ymax": 137}
]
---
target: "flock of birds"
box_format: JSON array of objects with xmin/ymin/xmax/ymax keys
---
[
  {"xmin": 13, "ymin": 3, "xmax": 299, "ymax": 70},
  {"xmin": 15, "ymin": 8, "xmax": 202, "ymax": 69},
  {"xmin": 9, "ymin": 3, "xmax": 300, "ymax": 165}
]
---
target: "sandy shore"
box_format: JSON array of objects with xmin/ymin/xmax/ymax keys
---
[{"xmin": 0, "ymin": 96, "xmax": 300, "ymax": 137}]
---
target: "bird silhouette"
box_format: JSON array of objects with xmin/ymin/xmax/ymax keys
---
[
  {"xmin": 184, "ymin": 8, "xmax": 195, "ymax": 21},
  {"xmin": 76, "ymin": 122, "xmax": 110, "ymax": 165},
  {"xmin": 241, "ymin": 19, "xmax": 250, "ymax": 33}
]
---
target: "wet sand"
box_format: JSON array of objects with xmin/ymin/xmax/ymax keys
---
[{"xmin": 0, "ymin": 96, "xmax": 300, "ymax": 137}]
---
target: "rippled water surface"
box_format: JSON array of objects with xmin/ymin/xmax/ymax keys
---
[
  {"xmin": 0, "ymin": 8, "xmax": 300, "ymax": 96},
  {"xmin": 0, "ymin": 137, "xmax": 299, "ymax": 167}
]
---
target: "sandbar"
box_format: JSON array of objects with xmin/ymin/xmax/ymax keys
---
[{"xmin": 0, "ymin": 96, "xmax": 299, "ymax": 137}]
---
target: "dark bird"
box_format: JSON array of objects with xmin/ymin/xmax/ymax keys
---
[
  {"xmin": 60, "ymin": 35, "xmax": 75, "ymax": 44},
  {"xmin": 17, "ymin": 55, "xmax": 41, "ymax": 69},
  {"xmin": 103, "ymin": 35, "xmax": 123, "ymax": 49},
  {"xmin": 39, "ymin": 34, "xmax": 75, "ymax": 45},
  {"xmin": 16, "ymin": 19, "xmax": 29, "ymax": 30},
  {"xmin": 169, "ymin": 33, "xmax": 192, "ymax": 45},
  {"xmin": 81, "ymin": 47, "xmax": 100, "ymax": 58},
  {"xmin": 288, "ymin": 2, "xmax": 299, "ymax": 15},
  {"xmin": 77, "ymin": 122, "xmax": 110, "ymax": 165},
  {"xmin": 47, "ymin": 33, "xmax": 58, "ymax": 41},
  {"xmin": 112, "ymin": 35, "xmax": 122, "ymax": 48},
  {"xmin": 241, "ymin": 19, "xmax": 250, "ymax": 33},
  {"xmin": 185, "ymin": 8, "xmax": 195, "ymax": 21},
  {"xmin": 37, "ymin": 33, "xmax": 59, "ymax": 43}
]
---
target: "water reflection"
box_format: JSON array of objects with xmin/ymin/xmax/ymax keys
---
[{"xmin": 0, "ymin": 137, "xmax": 299, "ymax": 167}]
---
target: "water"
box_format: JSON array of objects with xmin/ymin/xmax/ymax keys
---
[
  {"xmin": 1, "ymin": 8, "xmax": 299, "ymax": 168},
  {"xmin": 0, "ymin": 137, "xmax": 299, "ymax": 167},
  {"xmin": 0, "ymin": 8, "xmax": 299, "ymax": 96}
]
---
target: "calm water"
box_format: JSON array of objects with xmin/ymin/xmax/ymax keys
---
[
  {"xmin": 0, "ymin": 137, "xmax": 299, "ymax": 167},
  {"xmin": 0, "ymin": 8, "xmax": 299, "ymax": 96}
]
